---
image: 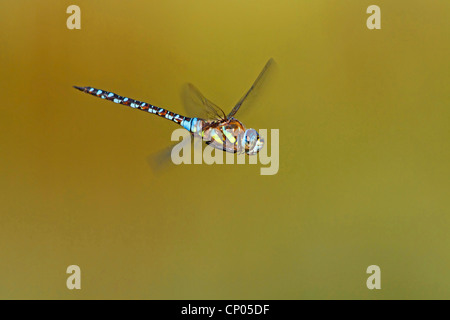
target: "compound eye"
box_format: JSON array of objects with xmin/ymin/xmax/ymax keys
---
[{"xmin": 243, "ymin": 129, "xmax": 258, "ymax": 151}]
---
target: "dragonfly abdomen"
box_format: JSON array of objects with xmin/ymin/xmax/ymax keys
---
[{"xmin": 73, "ymin": 86, "xmax": 196, "ymax": 130}]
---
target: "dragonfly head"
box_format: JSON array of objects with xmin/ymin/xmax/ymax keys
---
[{"xmin": 242, "ymin": 129, "xmax": 264, "ymax": 155}]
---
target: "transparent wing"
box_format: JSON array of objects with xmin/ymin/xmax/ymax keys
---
[
  {"xmin": 147, "ymin": 133, "xmax": 203, "ymax": 173},
  {"xmin": 181, "ymin": 83, "xmax": 227, "ymax": 121},
  {"xmin": 227, "ymin": 58, "xmax": 275, "ymax": 119}
]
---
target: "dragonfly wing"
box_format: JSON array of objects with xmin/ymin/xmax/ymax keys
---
[
  {"xmin": 181, "ymin": 83, "xmax": 227, "ymax": 121},
  {"xmin": 147, "ymin": 133, "xmax": 203, "ymax": 173},
  {"xmin": 227, "ymin": 58, "xmax": 275, "ymax": 119}
]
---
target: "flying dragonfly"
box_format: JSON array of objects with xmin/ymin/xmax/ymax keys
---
[{"xmin": 74, "ymin": 59, "xmax": 273, "ymax": 155}]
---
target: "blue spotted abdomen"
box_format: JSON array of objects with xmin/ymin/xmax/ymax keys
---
[{"xmin": 74, "ymin": 86, "xmax": 198, "ymax": 131}]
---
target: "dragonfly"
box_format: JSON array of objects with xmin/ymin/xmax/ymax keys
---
[{"xmin": 74, "ymin": 59, "xmax": 273, "ymax": 155}]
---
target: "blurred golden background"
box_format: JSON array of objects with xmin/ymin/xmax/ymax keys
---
[{"xmin": 0, "ymin": 0, "xmax": 449, "ymax": 299}]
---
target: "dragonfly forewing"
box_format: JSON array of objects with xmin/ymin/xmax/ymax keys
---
[{"xmin": 227, "ymin": 58, "xmax": 275, "ymax": 119}]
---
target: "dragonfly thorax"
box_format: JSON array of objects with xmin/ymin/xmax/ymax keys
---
[{"xmin": 199, "ymin": 118, "xmax": 264, "ymax": 155}]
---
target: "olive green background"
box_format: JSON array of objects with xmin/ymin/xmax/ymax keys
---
[{"xmin": 0, "ymin": 0, "xmax": 449, "ymax": 299}]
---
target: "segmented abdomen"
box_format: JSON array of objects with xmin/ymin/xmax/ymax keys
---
[{"xmin": 73, "ymin": 86, "xmax": 198, "ymax": 131}]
